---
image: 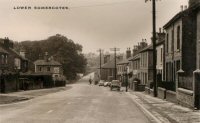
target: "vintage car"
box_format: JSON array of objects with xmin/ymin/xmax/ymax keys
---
[{"xmin": 110, "ymin": 80, "xmax": 121, "ymax": 91}]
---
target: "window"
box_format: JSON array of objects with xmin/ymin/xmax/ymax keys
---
[
  {"xmin": 177, "ymin": 26, "xmax": 180, "ymax": 50},
  {"xmin": 1, "ymin": 55, "xmax": 4, "ymax": 64},
  {"xmin": 47, "ymin": 67, "xmax": 50, "ymax": 71},
  {"xmin": 171, "ymin": 29, "xmax": 174, "ymax": 52},
  {"xmin": 39, "ymin": 67, "xmax": 42, "ymax": 71},
  {"xmin": 161, "ymin": 48, "xmax": 163, "ymax": 62},
  {"xmin": 14, "ymin": 58, "xmax": 21, "ymax": 69},
  {"xmin": 166, "ymin": 33, "xmax": 169, "ymax": 53},
  {"xmin": 176, "ymin": 60, "xmax": 180, "ymax": 71},
  {"xmin": 5, "ymin": 55, "xmax": 7, "ymax": 64}
]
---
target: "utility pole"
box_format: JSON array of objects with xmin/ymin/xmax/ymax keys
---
[
  {"xmin": 97, "ymin": 49, "xmax": 103, "ymax": 80},
  {"xmin": 145, "ymin": 0, "xmax": 160, "ymax": 97},
  {"xmin": 110, "ymin": 47, "xmax": 120, "ymax": 80}
]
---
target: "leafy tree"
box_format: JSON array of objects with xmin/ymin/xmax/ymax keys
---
[{"xmin": 15, "ymin": 34, "xmax": 87, "ymax": 80}]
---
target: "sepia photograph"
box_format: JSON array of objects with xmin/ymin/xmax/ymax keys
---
[{"xmin": 0, "ymin": 0, "xmax": 200, "ymax": 123}]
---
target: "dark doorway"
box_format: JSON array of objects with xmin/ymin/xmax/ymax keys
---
[
  {"xmin": 194, "ymin": 73, "xmax": 200, "ymax": 109},
  {"xmin": 0, "ymin": 77, "xmax": 5, "ymax": 93}
]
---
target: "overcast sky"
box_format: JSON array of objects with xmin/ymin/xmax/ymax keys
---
[{"xmin": 0, "ymin": 0, "xmax": 188, "ymax": 53}]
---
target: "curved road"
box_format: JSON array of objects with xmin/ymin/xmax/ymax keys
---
[{"xmin": 0, "ymin": 73, "xmax": 151, "ymax": 123}]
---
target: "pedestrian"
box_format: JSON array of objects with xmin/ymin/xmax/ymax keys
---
[{"xmin": 89, "ymin": 78, "xmax": 92, "ymax": 85}]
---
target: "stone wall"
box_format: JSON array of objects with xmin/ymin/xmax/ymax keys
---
[
  {"xmin": 166, "ymin": 90, "xmax": 177, "ymax": 103},
  {"xmin": 177, "ymin": 88, "xmax": 194, "ymax": 108},
  {"xmin": 4, "ymin": 75, "xmax": 18, "ymax": 93},
  {"xmin": 158, "ymin": 87, "xmax": 166, "ymax": 99},
  {"xmin": 145, "ymin": 86, "xmax": 150, "ymax": 94}
]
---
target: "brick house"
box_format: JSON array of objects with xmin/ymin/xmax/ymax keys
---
[
  {"xmin": 0, "ymin": 38, "xmax": 28, "ymax": 73},
  {"xmin": 156, "ymin": 32, "xmax": 165, "ymax": 81},
  {"xmin": 163, "ymin": 1, "xmax": 200, "ymax": 108},
  {"xmin": 139, "ymin": 45, "xmax": 153, "ymax": 86},
  {"xmin": 128, "ymin": 41, "xmax": 148, "ymax": 84},
  {"xmin": 100, "ymin": 54, "xmax": 122, "ymax": 81},
  {"xmin": 0, "ymin": 38, "xmax": 29, "ymax": 93},
  {"xmin": 0, "ymin": 46, "xmax": 9, "ymax": 93},
  {"xmin": 117, "ymin": 48, "xmax": 131, "ymax": 84},
  {"xmin": 34, "ymin": 52, "xmax": 64, "ymax": 81}
]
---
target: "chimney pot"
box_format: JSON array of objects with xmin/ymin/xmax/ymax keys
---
[
  {"xmin": 184, "ymin": 5, "xmax": 187, "ymax": 10},
  {"xmin": 181, "ymin": 5, "xmax": 184, "ymax": 11},
  {"xmin": 44, "ymin": 52, "xmax": 49, "ymax": 62},
  {"xmin": 159, "ymin": 28, "xmax": 162, "ymax": 33}
]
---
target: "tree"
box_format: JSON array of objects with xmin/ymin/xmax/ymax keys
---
[{"xmin": 14, "ymin": 34, "xmax": 87, "ymax": 80}]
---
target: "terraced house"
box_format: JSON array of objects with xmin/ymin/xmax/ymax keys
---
[{"xmin": 163, "ymin": 0, "xmax": 200, "ymax": 109}]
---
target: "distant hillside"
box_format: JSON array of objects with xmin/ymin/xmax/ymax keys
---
[{"xmin": 14, "ymin": 34, "xmax": 87, "ymax": 80}]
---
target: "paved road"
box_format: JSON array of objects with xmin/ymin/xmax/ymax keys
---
[{"xmin": 0, "ymin": 74, "xmax": 151, "ymax": 123}]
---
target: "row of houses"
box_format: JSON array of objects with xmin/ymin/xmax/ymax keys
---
[
  {"xmin": 99, "ymin": 1, "xmax": 200, "ymax": 109},
  {"xmin": 0, "ymin": 38, "xmax": 66, "ymax": 93}
]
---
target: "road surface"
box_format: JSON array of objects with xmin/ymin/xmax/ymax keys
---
[{"xmin": 0, "ymin": 73, "xmax": 151, "ymax": 123}]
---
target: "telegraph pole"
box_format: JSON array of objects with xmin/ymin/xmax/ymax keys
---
[
  {"xmin": 110, "ymin": 47, "xmax": 120, "ymax": 80},
  {"xmin": 146, "ymin": 0, "xmax": 158, "ymax": 97},
  {"xmin": 97, "ymin": 49, "xmax": 103, "ymax": 80}
]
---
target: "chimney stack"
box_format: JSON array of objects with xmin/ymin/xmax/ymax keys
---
[
  {"xmin": 104, "ymin": 54, "xmax": 110, "ymax": 64},
  {"xmin": 126, "ymin": 48, "xmax": 131, "ymax": 59},
  {"xmin": 159, "ymin": 28, "xmax": 162, "ymax": 33},
  {"xmin": 44, "ymin": 52, "xmax": 49, "ymax": 62},
  {"xmin": 20, "ymin": 50, "xmax": 26, "ymax": 58}
]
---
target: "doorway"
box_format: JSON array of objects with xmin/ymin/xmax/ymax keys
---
[{"xmin": 0, "ymin": 77, "xmax": 5, "ymax": 93}]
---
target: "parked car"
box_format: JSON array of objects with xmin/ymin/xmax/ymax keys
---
[
  {"xmin": 110, "ymin": 80, "xmax": 121, "ymax": 91},
  {"xmin": 104, "ymin": 81, "xmax": 111, "ymax": 87},
  {"xmin": 99, "ymin": 80, "xmax": 105, "ymax": 86}
]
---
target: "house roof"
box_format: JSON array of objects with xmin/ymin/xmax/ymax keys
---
[
  {"xmin": 163, "ymin": 10, "xmax": 187, "ymax": 29},
  {"xmin": 10, "ymin": 48, "xmax": 28, "ymax": 61},
  {"xmin": 34, "ymin": 59, "xmax": 62, "ymax": 66},
  {"xmin": 117, "ymin": 59, "xmax": 129, "ymax": 65},
  {"xmin": 164, "ymin": 3, "xmax": 200, "ymax": 29},
  {"xmin": 139, "ymin": 45, "xmax": 153, "ymax": 53},
  {"xmin": 101, "ymin": 58, "xmax": 120, "ymax": 69},
  {"xmin": 128, "ymin": 53, "xmax": 140, "ymax": 61}
]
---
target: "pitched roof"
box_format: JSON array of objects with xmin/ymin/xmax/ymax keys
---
[
  {"xmin": 10, "ymin": 48, "xmax": 28, "ymax": 60},
  {"xmin": 139, "ymin": 45, "xmax": 153, "ymax": 53},
  {"xmin": 101, "ymin": 58, "xmax": 120, "ymax": 69},
  {"xmin": 34, "ymin": 59, "xmax": 61, "ymax": 66},
  {"xmin": 117, "ymin": 59, "xmax": 129, "ymax": 65},
  {"xmin": 163, "ymin": 11, "xmax": 186, "ymax": 29},
  {"xmin": 164, "ymin": 3, "xmax": 200, "ymax": 29}
]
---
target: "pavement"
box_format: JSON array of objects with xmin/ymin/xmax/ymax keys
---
[
  {"xmin": 0, "ymin": 73, "xmax": 199, "ymax": 123},
  {"xmin": 0, "ymin": 86, "xmax": 71, "ymax": 105},
  {"xmin": 125, "ymin": 90, "xmax": 200, "ymax": 123}
]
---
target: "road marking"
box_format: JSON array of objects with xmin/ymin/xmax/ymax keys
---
[{"xmin": 47, "ymin": 110, "xmax": 53, "ymax": 114}]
